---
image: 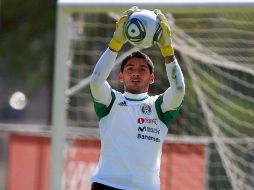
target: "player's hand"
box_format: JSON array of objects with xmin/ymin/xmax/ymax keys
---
[
  {"xmin": 109, "ymin": 6, "xmax": 139, "ymax": 52},
  {"xmin": 154, "ymin": 9, "xmax": 174, "ymax": 57}
]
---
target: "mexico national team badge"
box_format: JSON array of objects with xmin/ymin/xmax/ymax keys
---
[{"xmin": 140, "ymin": 103, "xmax": 152, "ymax": 115}]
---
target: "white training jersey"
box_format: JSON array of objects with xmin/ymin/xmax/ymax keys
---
[{"xmin": 91, "ymin": 90, "xmax": 181, "ymax": 190}]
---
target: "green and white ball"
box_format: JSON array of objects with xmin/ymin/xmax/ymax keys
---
[{"xmin": 124, "ymin": 10, "xmax": 162, "ymax": 48}]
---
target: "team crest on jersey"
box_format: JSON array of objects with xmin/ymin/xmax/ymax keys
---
[{"xmin": 140, "ymin": 103, "xmax": 152, "ymax": 115}]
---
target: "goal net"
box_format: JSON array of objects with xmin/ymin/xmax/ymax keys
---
[{"xmin": 53, "ymin": 1, "xmax": 254, "ymax": 190}]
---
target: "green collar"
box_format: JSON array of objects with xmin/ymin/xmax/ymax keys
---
[{"xmin": 124, "ymin": 95, "xmax": 148, "ymax": 101}]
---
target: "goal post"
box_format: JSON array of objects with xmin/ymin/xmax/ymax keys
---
[
  {"xmin": 52, "ymin": 1, "xmax": 254, "ymax": 190},
  {"xmin": 50, "ymin": 6, "xmax": 70, "ymax": 190}
]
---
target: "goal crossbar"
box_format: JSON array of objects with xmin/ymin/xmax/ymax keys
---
[{"xmin": 58, "ymin": 0, "xmax": 254, "ymax": 13}]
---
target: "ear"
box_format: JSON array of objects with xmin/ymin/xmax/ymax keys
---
[
  {"xmin": 118, "ymin": 72, "xmax": 124, "ymax": 83},
  {"xmin": 149, "ymin": 73, "xmax": 155, "ymax": 84}
]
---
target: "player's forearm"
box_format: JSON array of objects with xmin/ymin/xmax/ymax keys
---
[
  {"xmin": 90, "ymin": 48, "xmax": 117, "ymax": 85},
  {"xmin": 161, "ymin": 57, "xmax": 185, "ymax": 111},
  {"xmin": 90, "ymin": 48, "xmax": 117, "ymax": 105}
]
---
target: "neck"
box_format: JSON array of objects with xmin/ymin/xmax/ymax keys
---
[{"xmin": 124, "ymin": 92, "xmax": 148, "ymax": 101}]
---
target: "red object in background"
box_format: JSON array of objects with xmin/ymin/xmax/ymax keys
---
[
  {"xmin": 161, "ymin": 143, "xmax": 206, "ymax": 190},
  {"xmin": 8, "ymin": 135, "xmax": 50, "ymax": 190},
  {"xmin": 8, "ymin": 134, "xmax": 206, "ymax": 190}
]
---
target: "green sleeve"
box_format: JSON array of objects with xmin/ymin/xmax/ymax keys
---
[
  {"xmin": 155, "ymin": 94, "xmax": 182, "ymax": 127},
  {"xmin": 92, "ymin": 90, "xmax": 116, "ymax": 120}
]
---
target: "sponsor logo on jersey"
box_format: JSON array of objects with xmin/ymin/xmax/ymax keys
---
[
  {"xmin": 137, "ymin": 117, "xmax": 157, "ymax": 125},
  {"xmin": 140, "ymin": 103, "xmax": 152, "ymax": 115},
  {"xmin": 137, "ymin": 126, "xmax": 161, "ymax": 143},
  {"xmin": 138, "ymin": 126, "xmax": 160, "ymax": 135},
  {"xmin": 118, "ymin": 101, "xmax": 127, "ymax": 106},
  {"xmin": 137, "ymin": 133, "xmax": 160, "ymax": 143}
]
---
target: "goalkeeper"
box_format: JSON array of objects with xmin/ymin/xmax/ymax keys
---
[{"xmin": 90, "ymin": 7, "xmax": 185, "ymax": 190}]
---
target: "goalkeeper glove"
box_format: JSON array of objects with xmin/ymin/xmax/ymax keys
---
[
  {"xmin": 108, "ymin": 6, "xmax": 139, "ymax": 52},
  {"xmin": 154, "ymin": 9, "xmax": 174, "ymax": 57}
]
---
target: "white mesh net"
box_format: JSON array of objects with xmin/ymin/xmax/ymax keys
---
[{"xmin": 64, "ymin": 8, "xmax": 254, "ymax": 190}]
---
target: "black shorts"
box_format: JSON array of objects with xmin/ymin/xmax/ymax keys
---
[{"xmin": 91, "ymin": 182, "xmax": 123, "ymax": 190}]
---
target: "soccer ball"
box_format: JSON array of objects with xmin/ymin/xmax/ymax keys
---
[{"xmin": 124, "ymin": 9, "xmax": 162, "ymax": 48}]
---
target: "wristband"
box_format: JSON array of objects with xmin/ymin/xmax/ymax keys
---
[
  {"xmin": 108, "ymin": 38, "xmax": 123, "ymax": 52},
  {"xmin": 160, "ymin": 45, "xmax": 174, "ymax": 57}
]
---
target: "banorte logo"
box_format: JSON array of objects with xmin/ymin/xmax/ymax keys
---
[{"xmin": 137, "ymin": 117, "xmax": 157, "ymax": 125}]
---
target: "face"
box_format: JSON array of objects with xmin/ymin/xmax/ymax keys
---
[{"xmin": 119, "ymin": 57, "xmax": 154, "ymax": 94}]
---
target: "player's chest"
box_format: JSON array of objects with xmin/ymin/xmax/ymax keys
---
[
  {"xmin": 111, "ymin": 99, "xmax": 165, "ymax": 143},
  {"xmin": 116, "ymin": 99, "xmax": 155, "ymax": 116},
  {"xmin": 113, "ymin": 99, "xmax": 160, "ymax": 129}
]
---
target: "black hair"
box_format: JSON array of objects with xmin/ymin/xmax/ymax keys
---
[{"xmin": 120, "ymin": 51, "xmax": 154, "ymax": 74}]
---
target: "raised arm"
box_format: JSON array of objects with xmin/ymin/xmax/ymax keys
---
[
  {"xmin": 154, "ymin": 9, "xmax": 185, "ymax": 112},
  {"xmin": 90, "ymin": 7, "xmax": 137, "ymax": 106},
  {"xmin": 90, "ymin": 49, "xmax": 118, "ymax": 106},
  {"xmin": 162, "ymin": 58, "xmax": 185, "ymax": 111}
]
